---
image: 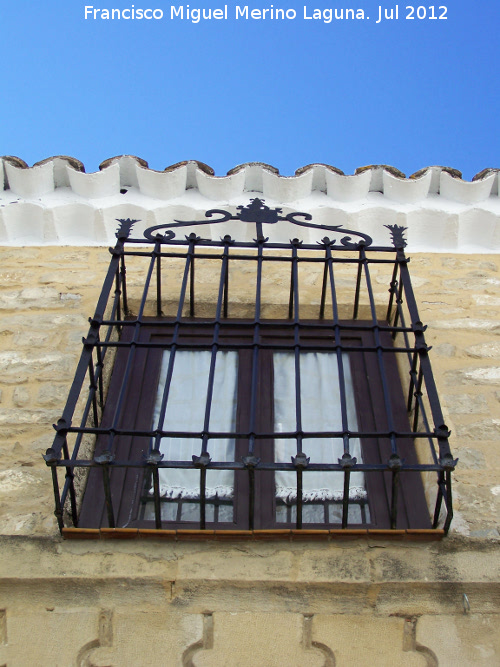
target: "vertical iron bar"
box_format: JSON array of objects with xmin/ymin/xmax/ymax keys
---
[
  {"xmin": 352, "ymin": 254, "xmax": 363, "ymax": 320},
  {"xmin": 291, "ymin": 242, "xmax": 304, "ymax": 529},
  {"xmin": 433, "ymin": 472, "xmax": 445, "ymax": 528},
  {"xmin": 156, "ymin": 249, "xmax": 162, "ymax": 317},
  {"xmin": 50, "ymin": 465, "xmax": 64, "ymax": 533},
  {"xmin": 296, "ymin": 469, "xmax": 303, "ymax": 529},
  {"xmin": 341, "ymin": 470, "xmax": 350, "ymax": 529},
  {"xmin": 361, "ymin": 503, "xmax": 367, "ymax": 524},
  {"xmin": 246, "ymin": 241, "xmax": 264, "ymax": 529},
  {"xmin": 115, "ymin": 264, "xmax": 122, "ymax": 328},
  {"xmin": 386, "ymin": 259, "xmax": 400, "ymax": 326},
  {"xmin": 189, "ymin": 251, "xmax": 195, "ymax": 317},
  {"xmin": 391, "ymin": 273, "xmax": 413, "ymax": 372},
  {"xmin": 319, "ymin": 261, "xmax": 328, "ymax": 319},
  {"xmin": 407, "ymin": 351, "xmax": 418, "ymax": 413},
  {"xmin": 396, "ymin": 276, "xmax": 404, "ymax": 326},
  {"xmin": 152, "ymin": 467, "xmax": 162, "ymax": 530},
  {"xmin": 390, "ymin": 469, "xmax": 400, "ymax": 529},
  {"xmin": 88, "ymin": 357, "xmax": 99, "ymax": 427},
  {"xmin": 102, "ymin": 463, "xmax": 115, "ymax": 528},
  {"xmin": 412, "ymin": 365, "xmax": 424, "ymax": 432},
  {"xmin": 248, "ymin": 467, "xmax": 255, "ymax": 531},
  {"xmin": 96, "ymin": 344, "xmax": 104, "ymax": 408},
  {"xmin": 248, "ymin": 242, "xmax": 264, "ymax": 457},
  {"xmin": 120, "ymin": 253, "xmax": 129, "ymax": 316},
  {"xmin": 223, "ymin": 253, "xmax": 229, "ymax": 319},
  {"xmin": 197, "ymin": 241, "xmax": 232, "ymax": 528},
  {"xmin": 200, "ymin": 468, "xmax": 207, "ymax": 530},
  {"xmin": 443, "ymin": 470, "xmax": 454, "ymax": 535},
  {"xmin": 288, "ymin": 258, "xmax": 295, "ymax": 320},
  {"xmin": 390, "ymin": 273, "xmax": 405, "ymax": 338},
  {"xmin": 325, "ymin": 243, "xmax": 352, "ymax": 527},
  {"xmin": 62, "ymin": 439, "xmax": 78, "ymax": 527},
  {"xmin": 292, "ymin": 247, "xmax": 302, "ymax": 456}
]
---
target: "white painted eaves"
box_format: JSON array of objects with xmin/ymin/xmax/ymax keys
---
[{"xmin": 0, "ymin": 156, "xmax": 499, "ymax": 251}]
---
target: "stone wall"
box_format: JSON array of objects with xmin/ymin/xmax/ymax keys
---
[{"xmin": 0, "ymin": 247, "xmax": 498, "ymax": 665}]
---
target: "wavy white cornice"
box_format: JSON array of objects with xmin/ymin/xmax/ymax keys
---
[
  {"xmin": 2, "ymin": 156, "xmax": 499, "ymax": 201},
  {"xmin": 1, "ymin": 156, "xmax": 499, "ymax": 251}
]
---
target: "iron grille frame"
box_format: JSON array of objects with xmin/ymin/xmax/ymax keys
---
[{"xmin": 44, "ymin": 201, "xmax": 457, "ymax": 535}]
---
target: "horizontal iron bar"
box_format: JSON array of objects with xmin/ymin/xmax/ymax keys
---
[
  {"xmin": 63, "ymin": 426, "xmax": 441, "ymax": 439},
  {"xmin": 88, "ymin": 340, "xmax": 423, "ymax": 354},
  {"xmin": 54, "ymin": 459, "xmax": 448, "ymax": 472},
  {"xmin": 89, "ymin": 320, "xmax": 420, "ymax": 337},
  {"xmin": 124, "ymin": 238, "xmax": 400, "ymax": 253}
]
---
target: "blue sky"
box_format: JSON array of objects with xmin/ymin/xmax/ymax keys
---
[{"xmin": 1, "ymin": 0, "xmax": 498, "ymax": 178}]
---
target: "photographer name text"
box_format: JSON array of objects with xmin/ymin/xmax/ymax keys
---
[{"xmin": 84, "ymin": 4, "xmax": 448, "ymax": 23}]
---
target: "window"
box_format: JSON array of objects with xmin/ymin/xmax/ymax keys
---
[{"xmin": 45, "ymin": 200, "xmax": 456, "ymax": 536}]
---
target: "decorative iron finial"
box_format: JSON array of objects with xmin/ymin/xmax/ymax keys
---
[
  {"xmin": 292, "ymin": 452, "xmax": 310, "ymax": 469},
  {"xmin": 116, "ymin": 218, "xmax": 139, "ymax": 240},
  {"xmin": 385, "ymin": 224, "xmax": 407, "ymax": 249},
  {"xmin": 142, "ymin": 199, "xmax": 373, "ymax": 248},
  {"xmin": 236, "ymin": 198, "xmax": 282, "ymax": 224}
]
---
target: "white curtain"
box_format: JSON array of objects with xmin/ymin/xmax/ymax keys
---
[
  {"xmin": 152, "ymin": 349, "xmax": 366, "ymax": 503},
  {"xmin": 274, "ymin": 352, "xmax": 366, "ymax": 501},
  {"xmin": 153, "ymin": 350, "xmax": 238, "ymax": 499}
]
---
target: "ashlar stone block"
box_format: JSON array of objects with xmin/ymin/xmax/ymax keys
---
[
  {"xmin": 312, "ymin": 615, "xmax": 428, "ymax": 666},
  {"xmin": 192, "ymin": 612, "xmax": 326, "ymax": 667},
  {"xmin": 416, "ymin": 614, "xmax": 500, "ymax": 666}
]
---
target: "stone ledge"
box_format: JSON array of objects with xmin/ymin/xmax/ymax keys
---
[
  {"xmin": 1, "ymin": 534, "xmax": 498, "ymax": 585},
  {"xmin": 62, "ymin": 527, "xmax": 445, "ymax": 541},
  {"xmin": 0, "ymin": 577, "xmax": 498, "ymax": 617}
]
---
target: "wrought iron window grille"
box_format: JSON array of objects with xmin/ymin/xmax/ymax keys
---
[{"xmin": 44, "ymin": 199, "xmax": 457, "ymax": 535}]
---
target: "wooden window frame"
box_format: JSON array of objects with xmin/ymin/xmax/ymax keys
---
[{"xmin": 79, "ymin": 319, "xmax": 431, "ymax": 531}]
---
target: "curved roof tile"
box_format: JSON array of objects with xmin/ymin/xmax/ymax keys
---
[{"xmin": 1, "ymin": 155, "xmax": 498, "ymax": 202}]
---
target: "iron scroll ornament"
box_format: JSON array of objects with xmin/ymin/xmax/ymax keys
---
[{"xmin": 140, "ymin": 198, "xmax": 374, "ymax": 248}]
